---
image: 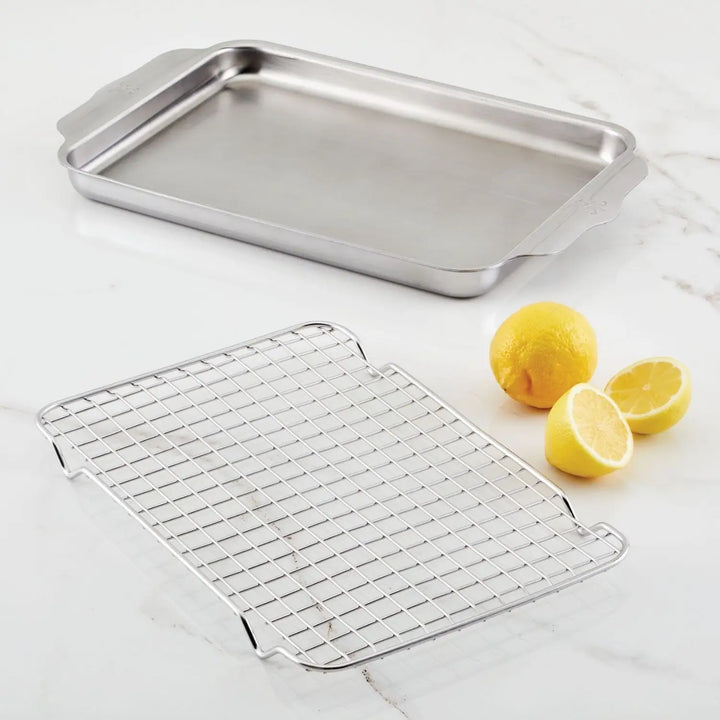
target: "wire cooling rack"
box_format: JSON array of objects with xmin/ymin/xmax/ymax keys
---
[{"xmin": 37, "ymin": 322, "xmax": 627, "ymax": 670}]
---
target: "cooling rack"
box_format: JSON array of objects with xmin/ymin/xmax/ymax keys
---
[{"xmin": 37, "ymin": 322, "xmax": 627, "ymax": 670}]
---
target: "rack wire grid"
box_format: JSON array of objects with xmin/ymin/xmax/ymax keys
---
[{"xmin": 37, "ymin": 322, "xmax": 627, "ymax": 670}]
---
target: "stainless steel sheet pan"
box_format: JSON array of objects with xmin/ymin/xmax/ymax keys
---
[{"xmin": 58, "ymin": 42, "xmax": 646, "ymax": 296}]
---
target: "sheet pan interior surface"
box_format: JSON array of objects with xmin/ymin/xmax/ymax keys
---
[{"xmin": 100, "ymin": 73, "xmax": 601, "ymax": 269}]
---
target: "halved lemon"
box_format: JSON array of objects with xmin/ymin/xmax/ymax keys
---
[
  {"xmin": 545, "ymin": 384, "xmax": 633, "ymax": 477},
  {"xmin": 604, "ymin": 357, "xmax": 691, "ymax": 434}
]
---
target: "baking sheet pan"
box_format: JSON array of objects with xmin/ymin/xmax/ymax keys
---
[{"xmin": 58, "ymin": 42, "xmax": 646, "ymax": 296}]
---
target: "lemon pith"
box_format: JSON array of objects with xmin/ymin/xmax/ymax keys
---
[
  {"xmin": 604, "ymin": 357, "xmax": 691, "ymax": 434},
  {"xmin": 545, "ymin": 384, "xmax": 633, "ymax": 478}
]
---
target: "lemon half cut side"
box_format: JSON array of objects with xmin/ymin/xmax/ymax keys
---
[
  {"xmin": 545, "ymin": 384, "xmax": 633, "ymax": 478},
  {"xmin": 605, "ymin": 357, "xmax": 691, "ymax": 434}
]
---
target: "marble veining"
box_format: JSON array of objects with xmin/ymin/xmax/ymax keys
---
[
  {"xmin": 663, "ymin": 274, "xmax": 720, "ymax": 309},
  {"xmin": 362, "ymin": 669, "xmax": 410, "ymax": 719}
]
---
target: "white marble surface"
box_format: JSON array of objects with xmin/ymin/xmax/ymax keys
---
[{"xmin": 2, "ymin": 0, "xmax": 719, "ymax": 717}]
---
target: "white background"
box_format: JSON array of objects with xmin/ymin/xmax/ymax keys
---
[{"xmin": 2, "ymin": 1, "xmax": 719, "ymax": 717}]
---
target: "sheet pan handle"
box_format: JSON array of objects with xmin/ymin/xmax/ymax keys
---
[
  {"xmin": 56, "ymin": 47, "xmax": 206, "ymax": 150},
  {"xmin": 508, "ymin": 155, "xmax": 647, "ymax": 259}
]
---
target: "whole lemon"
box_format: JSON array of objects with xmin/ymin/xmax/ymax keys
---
[{"xmin": 490, "ymin": 302, "xmax": 597, "ymax": 408}]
